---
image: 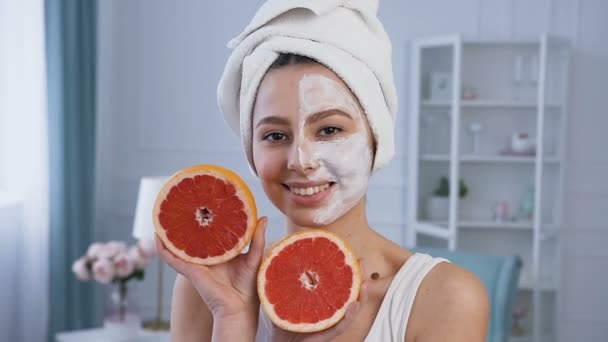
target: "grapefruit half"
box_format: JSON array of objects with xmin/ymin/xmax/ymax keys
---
[
  {"xmin": 258, "ymin": 229, "xmax": 361, "ymax": 333},
  {"xmin": 153, "ymin": 164, "xmax": 257, "ymax": 265}
]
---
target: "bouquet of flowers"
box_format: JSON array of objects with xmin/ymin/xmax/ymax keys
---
[{"xmin": 72, "ymin": 240, "xmax": 156, "ymax": 321}]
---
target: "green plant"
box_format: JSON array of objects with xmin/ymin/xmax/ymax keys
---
[{"xmin": 433, "ymin": 176, "xmax": 469, "ymax": 198}]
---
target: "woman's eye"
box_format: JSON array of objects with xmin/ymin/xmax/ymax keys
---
[
  {"xmin": 263, "ymin": 132, "xmax": 287, "ymax": 142},
  {"xmin": 319, "ymin": 126, "xmax": 342, "ymax": 136}
]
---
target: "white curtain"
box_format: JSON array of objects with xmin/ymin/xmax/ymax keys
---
[{"xmin": 0, "ymin": 0, "xmax": 49, "ymax": 341}]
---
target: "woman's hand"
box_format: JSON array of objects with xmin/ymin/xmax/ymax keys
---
[{"xmin": 156, "ymin": 216, "xmax": 268, "ymax": 320}]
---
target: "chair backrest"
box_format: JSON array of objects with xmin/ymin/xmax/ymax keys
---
[{"xmin": 411, "ymin": 247, "xmax": 522, "ymax": 342}]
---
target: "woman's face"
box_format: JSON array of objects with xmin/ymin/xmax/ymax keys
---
[{"xmin": 252, "ymin": 62, "xmax": 374, "ymax": 227}]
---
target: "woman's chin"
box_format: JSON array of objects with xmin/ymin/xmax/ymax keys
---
[{"xmin": 284, "ymin": 210, "xmax": 335, "ymax": 229}]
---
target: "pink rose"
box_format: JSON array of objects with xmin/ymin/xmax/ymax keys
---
[
  {"xmin": 86, "ymin": 242, "xmax": 104, "ymax": 259},
  {"xmin": 97, "ymin": 241, "xmax": 128, "ymax": 259},
  {"xmin": 71, "ymin": 257, "xmax": 91, "ymax": 281},
  {"xmin": 138, "ymin": 239, "xmax": 156, "ymax": 260},
  {"xmin": 113, "ymin": 251, "xmax": 135, "ymax": 278},
  {"xmin": 92, "ymin": 258, "xmax": 115, "ymax": 284},
  {"xmin": 128, "ymin": 246, "xmax": 148, "ymax": 269}
]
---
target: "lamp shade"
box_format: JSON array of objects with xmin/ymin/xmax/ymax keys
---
[{"xmin": 132, "ymin": 176, "xmax": 168, "ymax": 240}]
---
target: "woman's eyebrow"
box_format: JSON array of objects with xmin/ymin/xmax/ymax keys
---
[
  {"xmin": 255, "ymin": 116, "xmax": 290, "ymax": 128},
  {"xmin": 306, "ymin": 110, "xmax": 353, "ymax": 125}
]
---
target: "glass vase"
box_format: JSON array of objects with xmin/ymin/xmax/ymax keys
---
[{"xmin": 103, "ymin": 281, "xmax": 141, "ymax": 338}]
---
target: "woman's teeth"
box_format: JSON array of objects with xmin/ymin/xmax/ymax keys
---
[{"xmin": 290, "ymin": 183, "xmax": 331, "ymax": 196}]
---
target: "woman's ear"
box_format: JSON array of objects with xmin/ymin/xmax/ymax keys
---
[{"xmin": 369, "ymin": 135, "xmax": 377, "ymax": 172}]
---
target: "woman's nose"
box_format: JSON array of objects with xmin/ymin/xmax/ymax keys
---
[{"xmin": 287, "ymin": 139, "xmax": 320, "ymax": 174}]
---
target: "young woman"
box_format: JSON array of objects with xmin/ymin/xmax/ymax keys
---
[{"xmin": 157, "ymin": 1, "xmax": 489, "ymax": 341}]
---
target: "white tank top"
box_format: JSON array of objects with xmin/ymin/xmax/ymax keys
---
[
  {"xmin": 364, "ymin": 253, "xmax": 449, "ymax": 341},
  {"xmin": 255, "ymin": 253, "xmax": 449, "ymax": 342}
]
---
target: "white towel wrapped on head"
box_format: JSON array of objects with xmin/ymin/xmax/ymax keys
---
[{"xmin": 217, "ymin": 0, "xmax": 398, "ymax": 174}]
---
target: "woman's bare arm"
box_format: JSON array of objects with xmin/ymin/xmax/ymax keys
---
[
  {"xmin": 410, "ymin": 263, "xmax": 490, "ymax": 342},
  {"xmin": 170, "ymin": 274, "xmax": 213, "ymax": 342}
]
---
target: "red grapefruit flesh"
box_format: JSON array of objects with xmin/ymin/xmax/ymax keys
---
[
  {"xmin": 153, "ymin": 164, "xmax": 257, "ymax": 265},
  {"xmin": 258, "ymin": 229, "xmax": 361, "ymax": 333}
]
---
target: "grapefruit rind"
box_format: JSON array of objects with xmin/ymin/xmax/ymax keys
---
[
  {"xmin": 257, "ymin": 229, "xmax": 361, "ymax": 333},
  {"xmin": 153, "ymin": 164, "xmax": 257, "ymax": 265}
]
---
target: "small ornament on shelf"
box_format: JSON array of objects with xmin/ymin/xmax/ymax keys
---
[
  {"xmin": 511, "ymin": 53, "xmax": 540, "ymax": 103},
  {"xmin": 499, "ymin": 132, "xmax": 536, "ymax": 156},
  {"xmin": 511, "ymin": 133, "xmax": 536, "ymax": 154},
  {"xmin": 510, "ymin": 54, "xmax": 524, "ymax": 101},
  {"xmin": 526, "ymin": 53, "xmax": 540, "ymax": 102},
  {"xmin": 511, "ymin": 303, "xmax": 527, "ymax": 336},
  {"xmin": 467, "ymin": 122, "xmax": 483, "ymax": 155},
  {"xmin": 425, "ymin": 177, "xmax": 469, "ymax": 220},
  {"xmin": 493, "ymin": 201, "xmax": 510, "ymax": 223},
  {"xmin": 429, "ymin": 71, "xmax": 452, "ymax": 101},
  {"xmin": 461, "ymin": 85, "xmax": 477, "ymax": 100},
  {"xmin": 518, "ymin": 185, "xmax": 535, "ymax": 220}
]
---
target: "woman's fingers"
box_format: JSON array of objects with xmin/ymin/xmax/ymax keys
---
[
  {"xmin": 155, "ymin": 235, "xmax": 186, "ymax": 274},
  {"xmin": 245, "ymin": 216, "xmax": 268, "ymax": 268},
  {"xmin": 155, "ymin": 235, "xmax": 206, "ymax": 278}
]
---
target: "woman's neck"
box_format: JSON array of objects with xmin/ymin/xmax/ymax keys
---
[
  {"xmin": 284, "ymin": 199, "xmax": 410, "ymax": 282},
  {"xmin": 285, "ymin": 199, "xmax": 377, "ymax": 259}
]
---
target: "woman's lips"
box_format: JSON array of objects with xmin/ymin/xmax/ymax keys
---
[{"xmin": 283, "ymin": 182, "xmax": 337, "ymax": 206}]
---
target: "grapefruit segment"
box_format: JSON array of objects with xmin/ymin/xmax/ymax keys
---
[
  {"xmin": 153, "ymin": 164, "xmax": 257, "ymax": 265},
  {"xmin": 258, "ymin": 229, "xmax": 361, "ymax": 333}
]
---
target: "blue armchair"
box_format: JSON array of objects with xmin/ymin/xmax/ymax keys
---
[{"xmin": 411, "ymin": 247, "xmax": 522, "ymax": 342}]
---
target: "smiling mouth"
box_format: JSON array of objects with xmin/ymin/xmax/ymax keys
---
[{"xmin": 283, "ymin": 182, "xmax": 337, "ymax": 196}]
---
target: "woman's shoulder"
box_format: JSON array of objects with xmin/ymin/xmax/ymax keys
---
[
  {"xmin": 407, "ymin": 260, "xmax": 490, "ymax": 341},
  {"xmin": 416, "ymin": 261, "xmax": 489, "ymax": 307}
]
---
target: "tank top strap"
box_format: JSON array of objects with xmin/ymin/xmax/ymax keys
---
[{"xmin": 364, "ymin": 253, "xmax": 450, "ymax": 342}]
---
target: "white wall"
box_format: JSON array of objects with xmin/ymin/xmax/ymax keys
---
[{"xmin": 96, "ymin": 1, "xmax": 608, "ymax": 340}]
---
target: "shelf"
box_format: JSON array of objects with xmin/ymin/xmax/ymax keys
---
[
  {"xmin": 420, "ymin": 154, "xmax": 561, "ymax": 164},
  {"xmin": 424, "ymin": 220, "xmax": 557, "ymax": 231},
  {"xmin": 461, "ymin": 220, "xmax": 534, "ymax": 229},
  {"xmin": 421, "ymin": 99, "xmax": 561, "ymax": 109},
  {"xmin": 426, "ymin": 220, "xmax": 533, "ymax": 229}
]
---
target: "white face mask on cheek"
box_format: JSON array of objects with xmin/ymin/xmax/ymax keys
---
[{"xmin": 296, "ymin": 74, "xmax": 373, "ymax": 225}]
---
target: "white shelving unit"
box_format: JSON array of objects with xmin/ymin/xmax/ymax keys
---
[{"xmin": 407, "ymin": 35, "xmax": 569, "ymax": 342}]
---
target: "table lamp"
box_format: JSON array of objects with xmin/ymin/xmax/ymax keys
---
[{"xmin": 132, "ymin": 176, "xmax": 170, "ymax": 331}]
